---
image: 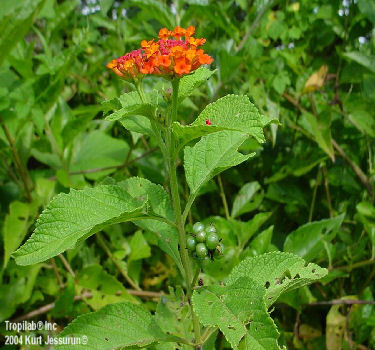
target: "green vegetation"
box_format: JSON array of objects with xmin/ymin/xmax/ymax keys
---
[{"xmin": 0, "ymin": 0, "xmax": 375, "ymax": 349}]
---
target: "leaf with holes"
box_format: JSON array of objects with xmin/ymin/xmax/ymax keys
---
[
  {"xmin": 57, "ymin": 302, "xmax": 176, "ymax": 349},
  {"xmin": 13, "ymin": 185, "xmax": 146, "ymax": 265},
  {"xmin": 226, "ymin": 252, "xmax": 328, "ymax": 307},
  {"xmin": 192, "ymin": 277, "xmax": 280, "ymax": 349},
  {"xmin": 184, "ymin": 130, "xmax": 254, "ymax": 198},
  {"xmin": 173, "ymin": 95, "xmax": 275, "ymax": 150}
]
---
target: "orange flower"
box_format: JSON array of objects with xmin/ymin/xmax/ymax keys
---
[
  {"xmin": 185, "ymin": 25, "xmax": 195, "ymax": 38},
  {"xmin": 174, "ymin": 57, "xmax": 191, "ymax": 75},
  {"xmin": 188, "ymin": 37, "xmax": 206, "ymax": 48},
  {"xmin": 156, "ymin": 55, "xmax": 172, "ymax": 67},
  {"xmin": 107, "ymin": 26, "xmax": 213, "ymax": 80},
  {"xmin": 173, "ymin": 26, "xmax": 186, "ymax": 39},
  {"xmin": 159, "ymin": 28, "xmax": 172, "ymax": 40}
]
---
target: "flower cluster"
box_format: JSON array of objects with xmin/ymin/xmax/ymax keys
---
[{"xmin": 107, "ymin": 26, "xmax": 213, "ymax": 80}]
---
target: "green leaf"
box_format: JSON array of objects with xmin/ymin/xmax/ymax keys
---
[
  {"xmin": 77, "ymin": 264, "xmax": 137, "ymax": 309},
  {"xmin": 120, "ymin": 115, "xmax": 155, "ymax": 137},
  {"xmin": 0, "ymin": 264, "xmax": 42, "ymax": 322},
  {"xmin": 283, "ymin": 214, "xmax": 345, "ymax": 261},
  {"xmin": 178, "ymin": 67, "xmax": 216, "ymax": 103},
  {"xmin": 129, "ymin": 231, "xmax": 151, "ymax": 262},
  {"xmin": 358, "ymin": 0, "xmax": 375, "ymax": 23},
  {"xmin": 71, "ymin": 130, "xmax": 130, "ymax": 180},
  {"xmin": 184, "ymin": 131, "xmax": 254, "ymax": 197},
  {"xmin": 129, "ymin": 0, "xmax": 175, "ymax": 28},
  {"xmin": 3, "ymin": 201, "xmax": 38, "ymax": 267},
  {"xmin": 119, "ymin": 177, "xmax": 174, "ymax": 220},
  {"xmin": 0, "ymin": 0, "xmax": 45, "ymax": 66},
  {"xmin": 356, "ymin": 202, "xmax": 375, "ymax": 258},
  {"xmin": 248, "ymin": 225, "xmax": 274, "ymax": 256},
  {"xmin": 173, "ymin": 95, "xmax": 274, "ymax": 150},
  {"xmin": 57, "ymin": 302, "xmax": 170, "ymax": 349},
  {"xmin": 119, "ymin": 177, "xmax": 183, "ymax": 272},
  {"xmin": 13, "ymin": 185, "xmax": 146, "ymax": 265},
  {"xmin": 226, "ymin": 252, "xmax": 328, "ymax": 307},
  {"xmin": 343, "ymin": 52, "xmax": 375, "ymax": 74},
  {"xmin": 231, "ymin": 181, "xmax": 263, "ymax": 218},
  {"xmin": 104, "ymin": 91, "xmax": 157, "ymax": 121},
  {"xmin": 299, "ymin": 112, "xmax": 334, "ymax": 160},
  {"xmin": 234, "ymin": 212, "xmax": 273, "ymax": 248},
  {"xmin": 192, "ymin": 277, "xmax": 280, "ymax": 349}
]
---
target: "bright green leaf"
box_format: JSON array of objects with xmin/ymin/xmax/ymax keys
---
[
  {"xmin": 57, "ymin": 302, "xmax": 170, "ymax": 349},
  {"xmin": 178, "ymin": 67, "xmax": 216, "ymax": 103},
  {"xmin": 193, "ymin": 277, "xmax": 280, "ymax": 349},
  {"xmin": 3, "ymin": 201, "xmax": 38, "ymax": 268},
  {"xmin": 184, "ymin": 131, "xmax": 254, "ymax": 197},
  {"xmin": 129, "ymin": 231, "xmax": 151, "ymax": 262},
  {"xmin": 283, "ymin": 214, "xmax": 344, "ymax": 261},
  {"xmin": 173, "ymin": 95, "xmax": 275, "ymax": 150},
  {"xmin": 226, "ymin": 252, "xmax": 328, "ymax": 307},
  {"xmin": 13, "ymin": 185, "xmax": 146, "ymax": 265},
  {"xmin": 231, "ymin": 181, "xmax": 262, "ymax": 218}
]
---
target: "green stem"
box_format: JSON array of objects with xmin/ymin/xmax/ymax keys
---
[
  {"xmin": 135, "ymin": 79, "xmax": 147, "ymax": 102},
  {"xmin": 218, "ymin": 175, "xmax": 230, "ymax": 219},
  {"xmin": 96, "ymin": 233, "xmax": 141, "ymax": 291},
  {"xmin": 167, "ymin": 79, "xmax": 201, "ymax": 345}
]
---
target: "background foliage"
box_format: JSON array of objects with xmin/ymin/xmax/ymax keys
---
[{"xmin": 0, "ymin": 0, "xmax": 374, "ymax": 349}]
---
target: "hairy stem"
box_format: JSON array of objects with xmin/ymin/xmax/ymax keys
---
[{"xmin": 167, "ymin": 79, "xmax": 201, "ymax": 345}]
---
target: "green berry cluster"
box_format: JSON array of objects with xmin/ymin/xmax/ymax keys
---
[{"xmin": 186, "ymin": 222, "xmax": 224, "ymax": 262}]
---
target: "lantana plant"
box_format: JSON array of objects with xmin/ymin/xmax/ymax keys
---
[{"xmin": 13, "ymin": 26, "xmax": 328, "ymax": 349}]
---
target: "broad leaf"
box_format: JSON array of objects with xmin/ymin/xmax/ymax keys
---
[
  {"xmin": 119, "ymin": 177, "xmax": 183, "ymax": 272},
  {"xmin": 178, "ymin": 67, "xmax": 216, "ymax": 102},
  {"xmin": 0, "ymin": 0, "xmax": 45, "ymax": 66},
  {"xmin": 104, "ymin": 91, "xmax": 156, "ymax": 121},
  {"xmin": 192, "ymin": 277, "xmax": 280, "ymax": 349},
  {"xmin": 283, "ymin": 214, "xmax": 344, "ymax": 261},
  {"xmin": 3, "ymin": 201, "xmax": 38, "ymax": 268},
  {"xmin": 70, "ymin": 130, "xmax": 130, "ymax": 180},
  {"xmin": 184, "ymin": 131, "xmax": 254, "ymax": 197},
  {"xmin": 119, "ymin": 177, "xmax": 174, "ymax": 220},
  {"xmin": 13, "ymin": 185, "xmax": 146, "ymax": 265},
  {"xmin": 343, "ymin": 51, "xmax": 375, "ymax": 73},
  {"xmin": 299, "ymin": 112, "xmax": 334, "ymax": 160},
  {"xmin": 129, "ymin": 231, "xmax": 151, "ymax": 262},
  {"xmin": 173, "ymin": 95, "xmax": 274, "ymax": 149},
  {"xmin": 57, "ymin": 302, "xmax": 171, "ymax": 349},
  {"xmin": 231, "ymin": 181, "xmax": 263, "ymax": 218},
  {"xmin": 226, "ymin": 252, "xmax": 328, "ymax": 307},
  {"xmin": 77, "ymin": 264, "xmax": 137, "ymax": 309}
]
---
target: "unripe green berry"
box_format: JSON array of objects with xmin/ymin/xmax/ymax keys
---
[
  {"xmin": 214, "ymin": 243, "xmax": 224, "ymax": 259},
  {"xmin": 200, "ymin": 256, "xmax": 211, "ymax": 268},
  {"xmin": 206, "ymin": 233, "xmax": 219, "ymax": 250},
  {"xmin": 186, "ymin": 235, "xmax": 196, "ymax": 251},
  {"xmin": 205, "ymin": 225, "xmax": 217, "ymax": 234},
  {"xmin": 193, "ymin": 222, "xmax": 205, "ymax": 234},
  {"xmin": 196, "ymin": 243, "xmax": 208, "ymax": 258},
  {"xmin": 195, "ymin": 230, "xmax": 207, "ymax": 243}
]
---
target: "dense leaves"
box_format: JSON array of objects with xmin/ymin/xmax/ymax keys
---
[{"xmin": 1, "ymin": 0, "xmax": 375, "ymax": 349}]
